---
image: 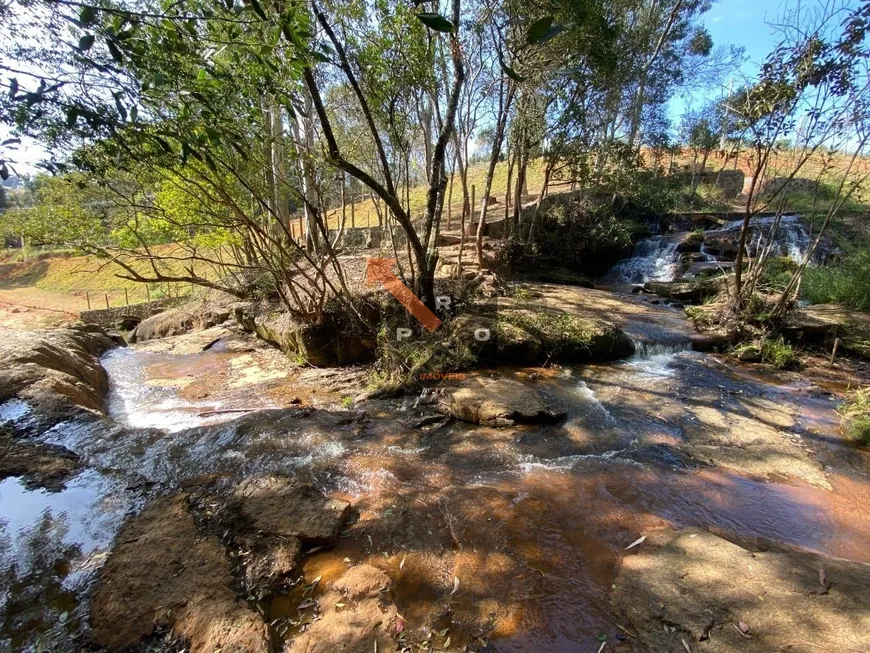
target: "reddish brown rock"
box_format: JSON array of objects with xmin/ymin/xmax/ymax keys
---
[{"xmin": 91, "ymin": 495, "xmax": 269, "ymax": 652}]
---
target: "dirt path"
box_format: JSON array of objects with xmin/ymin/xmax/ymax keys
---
[{"xmin": 0, "ymin": 288, "xmax": 81, "ymax": 329}]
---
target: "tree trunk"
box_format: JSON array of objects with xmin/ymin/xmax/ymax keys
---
[{"xmin": 475, "ymin": 80, "xmax": 515, "ymax": 268}]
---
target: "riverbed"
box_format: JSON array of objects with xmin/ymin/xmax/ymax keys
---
[{"xmin": 1, "ymin": 285, "xmax": 870, "ymax": 652}]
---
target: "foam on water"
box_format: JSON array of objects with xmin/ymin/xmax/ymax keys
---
[
  {"xmin": 0, "ymin": 399, "xmax": 31, "ymax": 425},
  {"xmin": 102, "ymin": 347, "xmax": 234, "ymax": 432},
  {"xmin": 605, "ymin": 237, "xmax": 682, "ymax": 284}
]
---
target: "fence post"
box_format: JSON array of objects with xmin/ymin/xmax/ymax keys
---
[
  {"xmin": 124, "ymin": 288, "xmax": 129, "ymax": 306},
  {"xmin": 86, "ymin": 291, "xmax": 91, "ymax": 311},
  {"xmin": 104, "ymin": 293, "xmax": 110, "ymax": 309},
  {"xmin": 146, "ymin": 285, "xmax": 151, "ymax": 302}
]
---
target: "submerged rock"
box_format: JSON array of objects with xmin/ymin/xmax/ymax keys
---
[
  {"xmin": 286, "ymin": 564, "xmax": 399, "ymax": 653},
  {"xmin": 91, "ymin": 494, "xmax": 270, "ymax": 652},
  {"xmin": 613, "ymin": 528, "xmax": 870, "ymax": 652},
  {"xmin": 439, "ymin": 376, "xmax": 563, "ymax": 427},
  {"xmin": 0, "ymin": 430, "xmax": 80, "ymax": 490}
]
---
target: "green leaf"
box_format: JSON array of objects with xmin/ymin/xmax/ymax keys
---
[
  {"xmin": 498, "ymin": 52, "xmax": 524, "ymax": 82},
  {"xmin": 107, "ymin": 40, "xmax": 123, "ymax": 63},
  {"xmin": 78, "ymin": 34, "xmax": 95, "ymax": 51},
  {"xmin": 416, "ymin": 12, "xmax": 454, "ymax": 33},
  {"xmin": 79, "ymin": 6, "xmax": 96, "ymax": 25},
  {"xmin": 527, "ymin": 16, "xmax": 553, "ymax": 42}
]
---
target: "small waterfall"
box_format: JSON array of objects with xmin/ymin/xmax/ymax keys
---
[
  {"xmin": 710, "ymin": 215, "xmax": 811, "ymax": 263},
  {"xmin": 605, "ymin": 237, "xmax": 682, "ymax": 284}
]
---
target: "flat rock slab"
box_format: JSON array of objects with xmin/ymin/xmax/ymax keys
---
[
  {"xmin": 440, "ymin": 376, "xmax": 562, "ymax": 427},
  {"xmin": 91, "ymin": 494, "xmax": 269, "ymax": 652},
  {"xmin": 613, "ymin": 528, "xmax": 870, "ymax": 652},
  {"xmin": 231, "ymin": 474, "xmax": 351, "ymax": 544},
  {"xmin": 286, "ymin": 564, "xmax": 398, "ymax": 653}
]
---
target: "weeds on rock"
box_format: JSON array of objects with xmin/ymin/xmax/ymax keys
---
[
  {"xmin": 839, "ymin": 387, "xmax": 870, "ymax": 446},
  {"xmin": 761, "ymin": 336, "xmax": 799, "ymax": 369}
]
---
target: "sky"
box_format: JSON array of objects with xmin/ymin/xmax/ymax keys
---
[{"xmin": 669, "ymin": 0, "xmax": 792, "ymax": 119}]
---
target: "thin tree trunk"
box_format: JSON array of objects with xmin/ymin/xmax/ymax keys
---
[{"xmin": 475, "ymin": 80, "xmax": 515, "ymax": 268}]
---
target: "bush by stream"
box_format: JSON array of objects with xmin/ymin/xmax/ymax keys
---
[
  {"xmin": 803, "ymin": 248, "xmax": 870, "ymax": 310},
  {"xmin": 512, "ymin": 192, "xmax": 650, "ymax": 278}
]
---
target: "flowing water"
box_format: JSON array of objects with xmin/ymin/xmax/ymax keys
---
[
  {"xmin": 605, "ymin": 213, "xmax": 813, "ymax": 285},
  {"xmin": 2, "ymin": 301, "xmax": 870, "ymax": 651}
]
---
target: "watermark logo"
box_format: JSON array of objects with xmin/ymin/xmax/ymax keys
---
[
  {"xmin": 365, "ymin": 257, "xmax": 491, "ymax": 345},
  {"xmin": 365, "ymin": 257, "xmax": 442, "ymax": 332}
]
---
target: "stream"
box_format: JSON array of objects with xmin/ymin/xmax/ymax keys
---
[{"xmin": 1, "ymin": 219, "xmax": 869, "ymax": 651}]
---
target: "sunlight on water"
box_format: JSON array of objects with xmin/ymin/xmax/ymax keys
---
[{"xmin": 102, "ymin": 347, "xmax": 230, "ymax": 432}]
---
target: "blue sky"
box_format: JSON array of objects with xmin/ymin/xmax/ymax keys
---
[{"xmin": 669, "ymin": 0, "xmax": 785, "ymax": 119}]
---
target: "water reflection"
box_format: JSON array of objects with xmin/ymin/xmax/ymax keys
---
[{"xmin": 0, "ymin": 472, "xmax": 134, "ymax": 651}]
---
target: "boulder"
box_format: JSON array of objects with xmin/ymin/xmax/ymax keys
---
[
  {"xmin": 439, "ymin": 376, "xmax": 563, "ymax": 427},
  {"xmin": 0, "ymin": 325, "xmax": 117, "ymax": 424},
  {"xmin": 91, "ymin": 495, "xmax": 270, "ymax": 652},
  {"xmin": 644, "ymin": 275, "xmax": 729, "ymax": 302},
  {"xmin": 613, "ymin": 528, "xmax": 870, "ymax": 652},
  {"xmin": 130, "ymin": 301, "xmax": 231, "ymax": 343},
  {"xmin": 250, "ymin": 308, "xmax": 375, "ymax": 367},
  {"xmin": 673, "ymin": 231, "xmax": 704, "ymax": 253}
]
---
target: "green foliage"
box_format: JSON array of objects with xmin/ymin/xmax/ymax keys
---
[
  {"xmin": 0, "ymin": 173, "xmax": 108, "ymax": 246},
  {"xmin": 839, "ymin": 387, "xmax": 870, "ymax": 447},
  {"xmin": 370, "ymin": 316, "xmax": 476, "ymax": 395},
  {"xmin": 760, "ymin": 257, "xmax": 797, "ymax": 291},
  {"xmin": 515, "ymin": 191, "xmax": 647, "ymax": 278},
  {"xmin": 803, "ymin": 248, "xmax": 870, "ymax": 310},
  {"xmin": 761, "ymin": 336, "xmax": 798, "ymax": 369}
]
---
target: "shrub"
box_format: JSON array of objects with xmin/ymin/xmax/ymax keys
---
[
  {"xmin": 761, "ymin": 336, "xmax": 799, "ymax": 369},
  {"xmin": 839, "ymin": 387, "xmax": 870, "ymax": 446},
  {"xmin": 803, "ymin": 248, "xmax": 870, "ymax": 310},
  {"xmin": 760, "ymin": 256, "xmax": 797, "ymax": 292}
]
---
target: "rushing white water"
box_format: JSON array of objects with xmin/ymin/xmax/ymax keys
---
[
  {"xmin": 708, "ymin": 214, "xmax": 811, "ymax": 263},
  {"xmin": 605, "ymin": 236, "xmax": 682, "ymax": 284},
  {"xmin": 101, "ymin": 347, "xmax": 227, "ymax": 432},
  {"xmin": 606, "ymin": 215, "xmax": 812, "ymax": 285}
]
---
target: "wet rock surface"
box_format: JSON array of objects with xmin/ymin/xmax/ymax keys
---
[
  {"xmin": 439, "ymin": 376, "xmax": 562, "ymax": 426},
  {"xmin": 286, "ymin": 565, "xmax": 400, "ymax": 653},
  {"xmin": 614, "ymin": 528, "xmax": 870, "ymax": 652},
  {"xmin": 229, "ymin": 474, "xmax": 351, "ymax": 544},
  {"xmin": 5, "ymin": 279, "xmax": 870, "ymax": 653},
  {"xmin": 0, "ymin": 325, "xmax": 117, "ymax": 422},
  {"xmin": 91, "ymin": 494, "xmax": 270, "ymax": 652},
  {"xmin": 0, "ymin": 429, "xmax": 80, "ymax": 490}
]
